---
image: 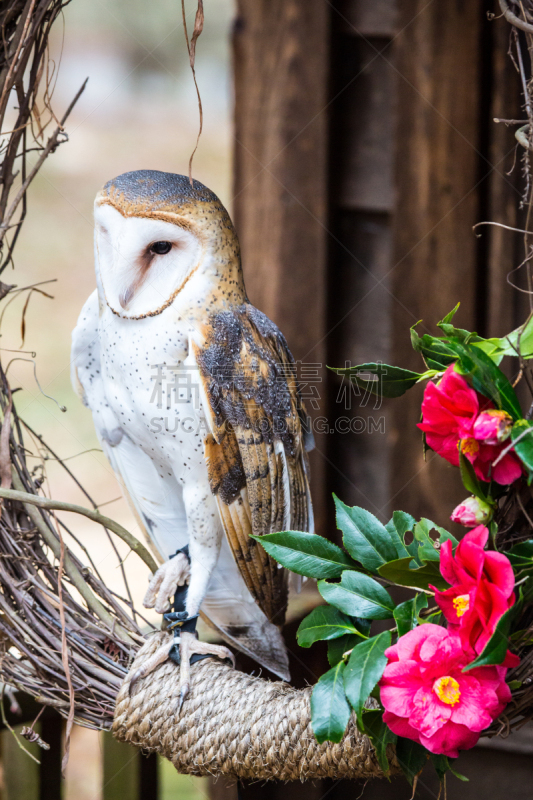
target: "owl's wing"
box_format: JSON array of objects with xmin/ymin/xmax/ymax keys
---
[{"xmin": 190, "ymin": 303, "xmax": 314, "ymax": 625}]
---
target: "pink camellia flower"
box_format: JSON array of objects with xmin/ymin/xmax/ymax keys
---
[
  {"xmin": 450, "ymin": 496, "xmax": 491, "ymax": 527},
  {"xmin": 432, "ymin": 526, "xmax": 517, "ymax": 654},
  {"xmin": 418, "ymin": 365, "xmax": 523, "ymax": 485},
  {"xmin": 380, "ymin": 624, "xmax": 515, "ymax": 757},
  {"xmin": 473, "ymin": 409, "xmax": 513, "ymax": 445}
]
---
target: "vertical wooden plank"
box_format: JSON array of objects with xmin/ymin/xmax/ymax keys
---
[
  {"xmin": 207, "ymin": 777, "xmax": 238, "ymax": 800},
  {"xmin": 233, "ymin": 0, "xmax": 330, "ymax": 536},
  {"xmin": 39, "ymin": 715, "xmax": 63, "ymax": 800},
  {"xmin": 326, "ymin": 2, "xmax": 398, "ymax": 522},
  {"xmin": 139, "ymin": 751, "xmax": 158, "ymax": 800},
  {"xmin": 389, "ymin": 0, "xmax": 484, "ymax": 523},
  {"xmin": 485, "ymin": 14, "xmax": 523, "ymax": 338},
  {"xmin": 102, "ymin": 731, "xmax": 138, "ymax": 800}
]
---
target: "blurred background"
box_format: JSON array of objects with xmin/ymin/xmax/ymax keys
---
[{"xmin": 1, "ymin": 1, "xmax": 234, "ymax": 797}]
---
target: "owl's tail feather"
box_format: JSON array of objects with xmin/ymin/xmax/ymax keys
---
[{"xmin": 200, "ymin": 611, "xmax": 290, "ymax": 682}]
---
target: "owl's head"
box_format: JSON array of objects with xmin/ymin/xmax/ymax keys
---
[{"xmin": 94, "ymin": 170, "xmax": 242, "ymax": 319}]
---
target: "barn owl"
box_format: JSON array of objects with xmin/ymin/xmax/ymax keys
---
[{"xmin": 71, "ymin": 170, "xmax": 314, "ymax": 698}]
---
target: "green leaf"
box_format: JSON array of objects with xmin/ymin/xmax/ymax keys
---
[
  {"xmin": 413, "ymin": 519, "xmax": 458, "ymax": 564},
  {"xmin": 361, "ymin": 709, "xmax": 396, "ymax": 775},
  {"xmin": 410, "ymin": 329, "xmax": 457, "ymax": 371},
  {"xmin": 488, "ymin": 315, "xmax": 533, "ymax": 361},
  {"xmin": 378, "ymin": 556, "xmax": 449, "ymax": 591},
  {"xmin": 344, "ymin": 632, "xmax": 391, "ymax": 728},
  {"xmin": 448, "ymin": 765, "xmax": 470, "ymax": 782},
  {"xmin": 310, "ymin": 661, "xmax": 352, "ymax": 743},
  {"xmin": 385, "ymin": 512, "xmax": 413, "ymax": 559},
  {"xmin": 430, "ymin": 753, "xmax": 450, "ymax": 782},
  {"xmin": 463, "ymin": 600, "xmax": 521, "ymax": 670},
  {"xmin": 509, "ymin": 539, "xmax": 533, "ymax": 559},
  {"xmin": 413, "ymin": 519, "xmax": 440, "ymax": 562},
  {"xmin": 392, "ymin": 510, "xmax": 416, "ymax": 538},
  {"xmin": 252, "ymin": 531, "xmax": 357, "ymax": 579},
  {"xmin": 431, "ymin": 753, "xmax": 469, "ymax": 784},
  {"xmin": 396, "ymin": 737, "xmax": 429, "ymax": 785},
  {"xmin": 472, "ymin": 338, "xmax": 505, "ymax": 366},
  {"xmin": 508, "ymin": 541, "xmax": 533, "ymax": 576},
  {"xmin": 459, "ymin": 450, "xmax": 489, "ymax": 501},
  {"xmin": 327, "ymin": 633, "xmax": 365, "ymax": 666},
  {"xmin": 330, "ymin": 362, "xmax": 422, "ymax": 398},
  {"xmin": 511, "ymin": 419, "xmax": 533, "ymax": 475},
  {"xmin": 447, "ymin": 339, "xmax": 522, "ymax": 419},
  {"xmin": 393, "ymin": 594, "xmax": 428, "ymax": 637},
  {"xmin": 318, "ymin": 572, "xmax": 395, "ymax": 620},
  {"xmin": 334, "ymin": 496, "xmax": 397, "ymax": 572},
  {"xmin": 439, "ymin": 303, "xmax": 461, "ymax": 325},
  {"xmin": 297, "ymin": 606, "xmax": 367, "ymax": 647}
]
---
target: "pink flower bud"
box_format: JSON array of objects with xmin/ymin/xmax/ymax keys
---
[
  {"xmin": 473, "ymin": 409, "xmax": 513, "ymax": 445},
  {"xmin": 450, "ymin": 496, "xmax": 491, "ymax": 527}
]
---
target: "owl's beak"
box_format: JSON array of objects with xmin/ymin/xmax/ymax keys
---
[{"xmin": 119, "ymin": 285, "xmax": 135, "ymax": 309}]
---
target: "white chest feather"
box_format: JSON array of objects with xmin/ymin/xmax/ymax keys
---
[{"xmin": 99, "ymin": 304, "xmax": 207, "ymax": 486}]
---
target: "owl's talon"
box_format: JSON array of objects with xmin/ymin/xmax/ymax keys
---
[
  {"xmin": 178, "ymin": 683, "xmax": 189, "ymax": 711},
  {"xmin": 128, "ymin": 641, "xmax": 174, "ymax": 694},
  {"xmin": 176, "ymin": 630, "xmax": 235, "ymax": 712},
  {"xmin": 143, "ymin": 553, "xmax": 191, "ymax": 613}
]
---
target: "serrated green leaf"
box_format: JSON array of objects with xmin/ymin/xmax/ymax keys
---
[
  {"xmin": 327, "ymin": 633, "xmax": 365, "ymax": 666},
  {"xmin": 393, "ymin": 594, "xmax": 428, "ymax": 637},
  {"xmin": 413, "ymin": 519, "xmax": 458, "ymax": 565},
  {"xmin": 330, "ymin": 363, "xmax": 422, "ymax": 398},
  {"xmin": 447, "ymin": 339, "xmax": 522, "ymax": 419},
  {"xmin": 511, "ymin": 419, "xmax": 533, "ymax": 474},
  {"xmin": 297, "ymin": 605, "xmax": 367, "ymax": 647},
  {"xmin": 334, "ymin": 496, "xmax": 397, "ymax": 572},
  {"xmin": 396, "ymin": 737, "xmax": 429, "ymax": 785},
  {"xmin": 392, "ymin": 510, "xmax": 416, "ymax": 538},
  {"xmin": 385, "ymin": 512, "xmax": 413, "ymax": 559},
  {"xmin": 252, "ymin": 531, "xmax": 357, "ymax": 579},
  {"xmin": 318, "ymin": 572, "xmax": 395, "ymax": 620},
  {"xmin": 378, "ymin": 557, "xmax": 448, "ymax": 591},
  {"xmin": 463, "ymin": 600, "xmax": 521, "ymax": 670},
  {"xmin": 360, "ymin": 709, "xmax": 396, "ymax": 775},
  {"xmin": 310, "ymin": 661, "xmax": 351, "ymax": 743},
  {"xmin": 344, "ymin": 632, "xmax": 391, "ymax": 728},
  {"xmin": 414, "ymin": 519, "xmax": 441, "ymax": 562}
]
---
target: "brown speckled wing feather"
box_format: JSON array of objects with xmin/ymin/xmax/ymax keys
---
[{"xmin": 194, "ymin": 304, "xmax": 313, "ymax": 625}]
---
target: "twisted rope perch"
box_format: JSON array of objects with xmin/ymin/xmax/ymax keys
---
[{"xmin": 113, "ymin": 633, "xmax": 396, "ymax": 781}]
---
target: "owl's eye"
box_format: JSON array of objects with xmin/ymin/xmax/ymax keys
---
[{"xmin": 150, "ymin": 241, "xmax": 172, "ymax": 255}]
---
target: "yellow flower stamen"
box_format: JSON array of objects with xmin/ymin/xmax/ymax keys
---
[
  {"xmin": 433, "ymin": 676, "xmax": 461, "ymax": 706},
  {"xmin": 452, "ymin": 594, "xmax": 470, "ymax": 618},
  {"xmin": 460, "ymin": 438, "xmax": 479, "ymax": 457}
]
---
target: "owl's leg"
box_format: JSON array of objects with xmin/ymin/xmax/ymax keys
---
[{"xmin": 171, "ymin": 485, "xmax": 234, "ymax": 705}]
